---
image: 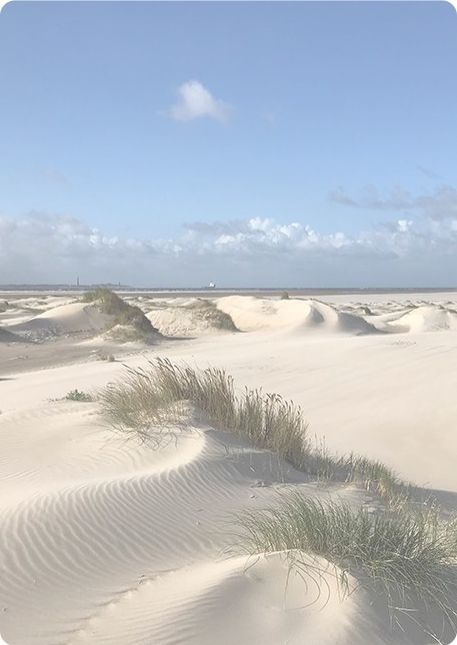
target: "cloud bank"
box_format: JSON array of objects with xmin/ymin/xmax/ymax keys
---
[{"xmin": 2, "ymin": 201, "xmax": 457, "ymax": 287}]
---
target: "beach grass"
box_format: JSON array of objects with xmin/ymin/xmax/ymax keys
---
[
  {"xmin": 236, "ymin": 493, "xmax": 457, "ymax": 635},
  {"xmin": 65, "ymin": 389, "xmax": 93, "ymax": 402},
  {"xmin": 100, "ymin": 358, "xmax": 309, "ymax": 462},
  {"xmin": 99, "ymin": 358, "xmax": 457, "ymax": 638},
  {"xmin": 99, "ymin": 358, "xmax": 414, "ymax": 507},
  {"xmin": 82, "ymin": 288, "xmax": 158, "ymax": 338}
]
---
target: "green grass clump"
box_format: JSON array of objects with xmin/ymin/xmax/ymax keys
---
[
  {"xmin": 309, "ymin": 447, "xmax": 410, "ymax": 509},
  {"xmin": 82, "ymin": 288, "xmax": 158, "ymax": 338},
  {"xmin": 99, "ymin": 358, "xmax": 413, "ymax": 507},
  {"xmin": 99, "ymin": 358, "xmax": 457, "ymax": 637},
  {"xmin": 65, "ymin": 389, "xmax": 93, "ymax": 402},
  {"xmin": 100, "ymin": 358, "xmax": 309, "ymax": 465},
  {"xmin": 237, "ymin": 493, "xmax": 457, "ymax": 636}
]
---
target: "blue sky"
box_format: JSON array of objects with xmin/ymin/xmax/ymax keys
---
[{"xmin": 0, "ymin": 1, "xmax": 456, "ymax": 287}]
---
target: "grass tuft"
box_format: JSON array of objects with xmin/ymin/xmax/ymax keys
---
[
  {"xmin": 82, "ymin": 288, "xmax": 158, "ymax": 339},
  {"xmin": 65, "ymin": 389, "xmax": 93, "ymax": 402},
  {"xmin": 99, "ymin": 359, "xmax": 457, "ymax": 638},
  {"xmin": 99, "ymin": 358, "xmax": 414, "ymax": 507},
  {"xmin": 236, "ymin": 493, "xmax": 457, "ymax": 636},
  {"xmin": 100, "ymin": 358, "xmax": 309, "ymax": 464}
]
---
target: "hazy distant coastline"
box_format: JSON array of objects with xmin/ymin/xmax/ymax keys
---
[{"xmin": 2, "ymin": 284, "xmax": 457, "ymax": 297}]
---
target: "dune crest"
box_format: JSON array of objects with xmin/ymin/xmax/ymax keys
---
[
  {"xmin": 386, "ymin": 304, "xmax": 457, "ymax": 333},
  {"xmin": 10, "ymin": 302, "xmax": 113, "ymax": 339},
  {"xmin": 0, "ymin": 387, "xmax": 386, "ymax": 645},
  {"xmin": 146, "ymin": 300, "xmax": 237, "ymax": 337},
  {"xmin": 216, "ymin": 296, "xmax": 378, "ymax": 335}
]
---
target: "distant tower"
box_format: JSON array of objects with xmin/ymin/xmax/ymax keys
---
[{"xmin": 77, "ymin": 276, "xmax": 80, "ymax": 287}]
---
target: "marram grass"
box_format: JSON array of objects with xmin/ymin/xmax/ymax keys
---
[
  {"xmin": 100, "ymin": 358, "xmax": 309, "ymax": 464},
  {"xmin": 82, "ymin": 288, "xmax": 158, "ymax": 338},
  {"xmin": 99, "ymin": 358, "xmax": 457, "ymax": 639},
  {"xmin": 100, "ymin": 358, "xmax": 409, "ymax": 506},
  {"xmin": 235, "ymin": 494, "xmax": 457, "ymax": 638}
]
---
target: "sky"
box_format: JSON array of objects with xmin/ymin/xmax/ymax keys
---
[{"xmin": 0, "ymin": 0, "xmax": 456, "ymax": 287}]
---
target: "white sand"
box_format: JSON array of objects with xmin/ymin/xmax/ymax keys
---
[
  {"xmin": 1, "ymin": 292, "xmax": 457, "ymax": 644},
  {"xmin": 145, "ymin": 300, "xmax": 237, "ymax": 337},
  {"xmin": 216, "ymin": 295, "xmax": 378, "ymax": 334},
  {"xmin": 8, "ymin": 302, "xmax": 113, "ymax": 340}
]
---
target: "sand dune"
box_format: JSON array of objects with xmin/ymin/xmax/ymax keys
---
[
  {"xmin": 217, "ymin": 296, "xmax": 378, "ymax": 335},
  {"xmin": 73, "ymin": 553, "xmax": 388, "ymax": 645},
  {"xmin": 7, "ymin": 297, "xmax": 160, "ymax": 344},
  {"xmin": 0, "ymin": 296, "xmax": 79, "ymax": 328},
  {"xmin": 146, "ymin": 300, "xmax": 237, "ymax": 337},
  {"xmin": 2, "ymin": 292, "xmax": 457, "ymax": 644},
  {"xmin": 9, "ymin": 302, "xmax": 113, "ymax": 340},
  {"xmin": 0, "ymin": 327, "xmax": 22, "ymax": 343},
  {"xmin": 0, "ymin": 387, "xmax": 448, "ymax": 644},
  {"xmin": 0, "ymin": 396, "xmax": 379, "ymax": 645},
  {"xmin": 385, "ymin": 304, "xmax": 457, "ymax": 333}
]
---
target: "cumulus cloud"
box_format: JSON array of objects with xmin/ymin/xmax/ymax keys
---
[
  {"xmin": 169, "ymin": 80, "xmax": 231, "ymax": 123},
  {"xmin": 2, "ymin": 210, "xmax": 457, "ymax": 287}
]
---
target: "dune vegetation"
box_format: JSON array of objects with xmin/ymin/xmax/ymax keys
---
[
  {"xmin": 100, "ymin": 358, "xmax": 308, "ymax": 458},
  {"xmin": 237, "ymin": 494, "xmax": 457, "ymax": 635},
  {"xmin": 82, "ymin": 288, "xmax": 159, "ymax": 340},
  {"xmin": 100, "ymin": 358, "xmax": 408, "ymax": 506},
  {"xmin": 65, "ymin": 388, "xmax": 94, "ymax": 402},
  {"xmin": 99, "ymin": 358, "xmax": 457, "ymax": 637}
]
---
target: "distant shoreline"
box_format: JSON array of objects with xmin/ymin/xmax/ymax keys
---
[{"xmin": 1, "ymin": 285, "xmax": 457, "ymax": 297}]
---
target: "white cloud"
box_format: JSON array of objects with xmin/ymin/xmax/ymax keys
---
[
  {"xmin": 2, "ymin": 210, "xmax": 457, "ymax": 287},
  {"xmin": 169, "ymin": 80, "xmax": 230, "ymax": 123},
  {"xmin": 397, "ymin": 219, "xmax": 413, "ymax": 233}
]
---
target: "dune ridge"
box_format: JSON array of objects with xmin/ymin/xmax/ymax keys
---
[
  {"xmin": 9, "ymin": 302, "xmax": 113, "ymax": 340},
  {"xmin": 386, "ymin": 304, "xmax": 457, "ymax": 333},
  {"xmin": 0, "ymin": 395, "xmax": 385, "ymax": 645},
  {"xmin": 145, "ymin": 300, "xmax": 238, "ymax": 337},
  {"xmin": 216, "ymin": 296, "xmax": 379, "ymax": 335}
]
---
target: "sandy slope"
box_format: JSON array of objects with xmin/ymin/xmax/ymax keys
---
[
  {"xmin": 0, "ymin": 297, "xmax": 78, "ymax": 328},
  {"xmin": 0, "ymin": 397, "xmax": 380, "ymax": 645},
  {"xmin": 0, "ymin": 327, "xmax": 21, "ymax": 343},
  {"xmin": 216, "ymin": 296, "xmax": 378, "ymax": 334},
  {"xmin": 9, "ymin": 302, "xmax": 113, "ymax": 340},
  {"xmin": 385, "ymin": 304, "xmax": 457, "ymax": 333},
  {"xmin": 1, "ymin": 293, "xmax": 457, "ymax": 644},
  {"xmin": 145, "ymin": 301, "xmax": 237, "ymax": 337}
]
